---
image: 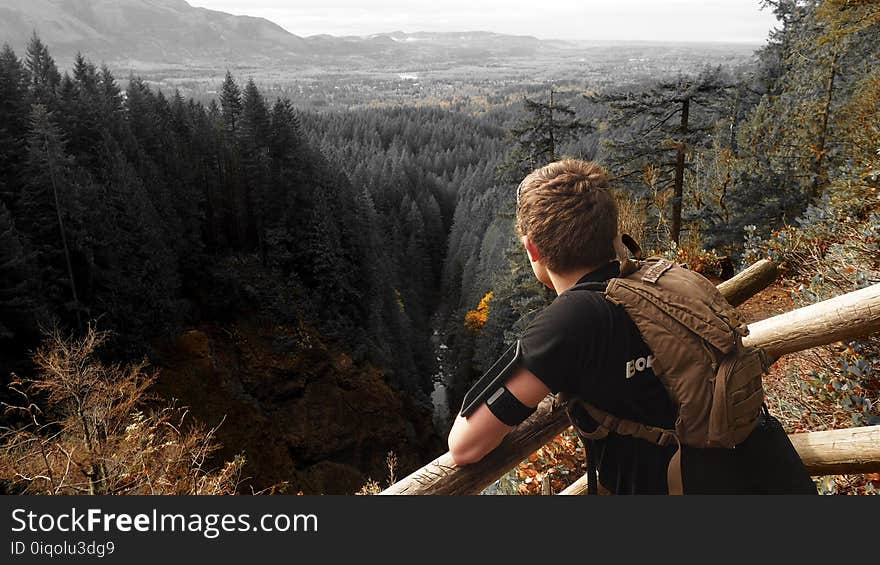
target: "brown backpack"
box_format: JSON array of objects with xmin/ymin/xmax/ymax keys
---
[{"xmin": 566, "ymin": 239, "xmax": 769, "ymax": 494}]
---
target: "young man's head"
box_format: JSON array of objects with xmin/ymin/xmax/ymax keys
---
[{"xmin": 515, "ymin": 159, "xmax": 618, "ymax": 288}]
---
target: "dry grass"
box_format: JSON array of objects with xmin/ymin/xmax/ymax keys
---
[
  {"xmin": 356, "ymin": 451, "xmax": 399, "ymax": 495},
  {"xmin": 0, "ymin": 326, "xmax": 248, "ymax": 495}
]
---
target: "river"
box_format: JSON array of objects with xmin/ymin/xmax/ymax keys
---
[{"xmin": 430, "ymin": 329, "xmax": 452, "ymax": 433}]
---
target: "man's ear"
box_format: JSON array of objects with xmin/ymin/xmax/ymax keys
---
[{"xmin": 522, "ymin": 235, "xmax": 541, "ymax": 263}]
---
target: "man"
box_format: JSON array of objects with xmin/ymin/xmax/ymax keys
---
[{"xmin": 447, "ymin": 159, "xmax": 816, "ymax": 494}]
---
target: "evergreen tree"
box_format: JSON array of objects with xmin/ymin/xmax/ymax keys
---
[
  {"xmin": 240, "ymin": 79, "xmax": 270, "ymax": 143},
  {"xmin": 0, "ymin": 44, "xmax": 29, "ymax": 208},
  {"xmin": 60, "ymin": 54, "xmax": 106, "ymax": 175},
  {"xmin": 240, "ymin": 79, "xmax": 271, "ymax": 257},
  {"xmin": 98, "ymin": 65, "xmax": 123, "ymax": 121},
  {"xmin": 124, "ymin": 78, "xmax": 162, "ymax": 157},
  {"xmin": 219, "ymin": 71, "xmax": 243, "ymax": 134},
  {"xmin": 215, "ymin": 72, "xmax": 244, "ymax": 248},
  {"xmin": 595, "ymin": 67, "xmax": 733, "ymax": 246},
  {"xmin": 164, "ymin": 92, "xmax": 207, "ymax": 279},
  {"xmin": 24, "ymin": 33, "xmax": 60, "ymax": 106},
  {"xmin": 76, "ymin": 153, "xmax": 181, "ymax": 347},
  {"xmin": 18, "ymin": 105, "xmax": 83, "ymax": 329},
  {"xmin": 500, "ymin": 89, "xmax": 587, "ymax": 181}
]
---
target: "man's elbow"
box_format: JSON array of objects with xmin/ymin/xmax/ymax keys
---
[{"xmin": 448, "ymin": 437, "xmax": 486, "ymax": 466}]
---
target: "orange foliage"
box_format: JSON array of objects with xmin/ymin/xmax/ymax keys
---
[
  {"xmin": 515, "ymin": 429, "xmax": 585, "ymax": 495},
  {"xmin": 464, "ymin": 291, "xmax": 493, "ymax": 332}
]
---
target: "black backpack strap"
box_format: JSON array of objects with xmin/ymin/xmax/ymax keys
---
[
  {"xmin": 585, "ymin": 437, "xmax": 599, "ymax": 496},
  {"xmin": 620, "ymin": 233, "xmax": 644, "ymax": 259},
  {"xmin": 619, "ymin": 234, "xmax": 643, "ymax": 276}
]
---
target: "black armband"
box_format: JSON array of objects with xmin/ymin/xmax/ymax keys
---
[
  {"xmin": 459, "ymin": 340, "xmax": 537, "ymax": 425},
  {"xmin": 485, "ymin": 385, "xmax": 537, "ymax": 426}
]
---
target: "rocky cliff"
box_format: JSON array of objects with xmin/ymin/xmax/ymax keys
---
[{"xmin": 152, "ymin": 320, "xmax": 442, "ymax": 494}]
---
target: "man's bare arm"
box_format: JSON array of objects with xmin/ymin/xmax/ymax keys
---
[{"xmin": 447, "ymin": 367, "xmax": 551, "ymax": 465}]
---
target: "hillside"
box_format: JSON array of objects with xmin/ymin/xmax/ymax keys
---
[{"xmin": 0, "ymin": 0, "xmax": 311, "ymax": 66}]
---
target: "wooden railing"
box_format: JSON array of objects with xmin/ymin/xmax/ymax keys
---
[{"xmin": 382, "ymin": 261, "xmax": 880, "ymax": 495}]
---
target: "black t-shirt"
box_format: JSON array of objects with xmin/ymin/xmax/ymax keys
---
[{"xmin": 519, "ymin": 261, "xmax": 816, "ymax": 495}]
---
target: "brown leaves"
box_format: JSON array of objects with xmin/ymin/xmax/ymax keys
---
[{"xmin": 514, "ymin": 429, "xmax": 584, "ymax": 495}]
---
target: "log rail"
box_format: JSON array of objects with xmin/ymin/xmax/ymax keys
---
[{"xmin": 559, "ymin": 425, "xmax": 880, "ymax": 495}]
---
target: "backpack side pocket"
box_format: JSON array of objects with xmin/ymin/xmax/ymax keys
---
[{"xmin": 708, "ymin": 345, "xmax": 767, "ymax": 448}]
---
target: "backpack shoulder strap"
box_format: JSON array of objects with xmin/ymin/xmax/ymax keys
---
[
  {"xmin": 568, "ymin": 398, "xmax": 678, "ymax": 447},
  {"xmin": 567, "ymin": 397, "xmax": 684, "ymax": 495}
]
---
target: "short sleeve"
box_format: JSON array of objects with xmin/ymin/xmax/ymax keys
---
[{"xmin": 518, "ymin": 293, "xmax": 594, "ymax": 394}]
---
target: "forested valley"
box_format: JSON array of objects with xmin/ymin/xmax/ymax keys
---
[{"xmin": 1, "ymin": 0, "xmax": 878, "ymax": 494}]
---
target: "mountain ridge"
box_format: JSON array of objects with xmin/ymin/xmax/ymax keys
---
[{"xmin": 0, "ymin": 0, "xmax": 563, "ymax": 68}]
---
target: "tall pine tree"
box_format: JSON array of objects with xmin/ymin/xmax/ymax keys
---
[
  {"xmin": 594, "ymin": 67, "xmax": 732, "ymax": 246},
  {"xmin": 500, "ymin": 89, "xmax": 587, "ymax": 181},
  {"xmin": 18, "ymin": 104, "xmax": 83, "ymax": 329},
  {"xmin": 0, "ymin": 44, "xmax": 29, "ymax": 209},
  {"xmin": 24, "ymin": 33, "xmax": 60, "ymax": 107}
]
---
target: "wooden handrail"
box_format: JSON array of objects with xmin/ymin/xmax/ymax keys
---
[
  {"xmin": 559, "ymin": 425, "xmax": 880, "ymax": 494},
  {"xmin": 744, "ymin": 282, "xmax": 880, "ymax": 361}
]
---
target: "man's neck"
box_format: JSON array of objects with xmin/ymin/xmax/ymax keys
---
[{"xmin": 548, "ymin": 262, "xmax": 608, "ymax": 295}]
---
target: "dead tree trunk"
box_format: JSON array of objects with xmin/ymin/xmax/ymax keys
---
[
  {"xmin": 809, "ymin": 50, "xmax": 839, "ymax": 199},
  {"xmin": 670, "ymin": 97, "xmax": 689, "ymax": 246},
  {"xmin": 44, "ymin": 136, "xmax": 81, "ymax": 330}
]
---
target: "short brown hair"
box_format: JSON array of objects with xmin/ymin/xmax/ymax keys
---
[{"xmin": 515, "ymin": 159, "xmax": 618, "ymax": 273}]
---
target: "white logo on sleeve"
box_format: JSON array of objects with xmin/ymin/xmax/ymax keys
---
[{"xmin": 625, "ymin": 355, "xmax": 655, "ymax": 379}]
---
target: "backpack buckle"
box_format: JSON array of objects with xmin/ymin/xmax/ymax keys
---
[
  {"xmin": 566, "ymin": 400, "xmax": 611, "ymax": 440},
  {"xmin": 655, "ymin": 430, "xmax": 678, "ymax": 447}
]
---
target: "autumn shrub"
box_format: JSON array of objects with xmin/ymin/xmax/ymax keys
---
[
  {"xmin": 464, "ymin": 291, "xmax": 493, "ymax": 333},
  {"xmin": 615, "ymin": 185, "xmax": 729, "ymax": 278},
  {"xmin": 512, "ymin": 429, "xmax": 586, "ymax": 495},
  {"xmin": 480, "ymin": 428, "xmax": 586, "ymax": 495},
  {"xmin": 660, "ymin": 234, "xmax": 728, "ymax": 279},
  {"xmin": 0, "ymin": 326, "xmax": 246, "ymax": 495}
]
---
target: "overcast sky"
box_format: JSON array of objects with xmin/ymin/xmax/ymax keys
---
[{"xmin": 188, "ymin": 0, "xmax": 779, "ymax": 43}]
